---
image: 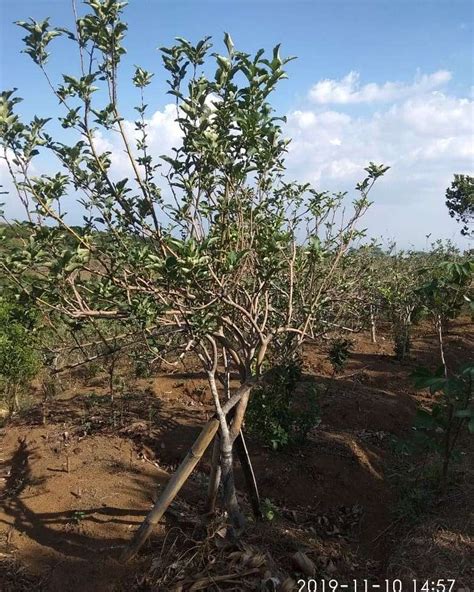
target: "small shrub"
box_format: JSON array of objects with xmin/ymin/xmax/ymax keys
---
[
  {"xmin": 393, "ymin": 324, "xmax": 411, "ymax": 360},
  {"xmin": 261, "ymin": 498, "xmax": 278, "ymax": 521},
  {"xmin": 328, "ymin": 337, "xmax": 352, "ymax": 373},
  {"xmin": 246, "ymin": 359, "xmax": 319, "ymax": 450},
  {"xmin": 70, "ymin": 510, "xmax": 86, "ymax": 525},
  {"xmin": 0, "ymin": 300, "xmax": 41, "ymax": 413},
  {"xmin": 411, "ymin": 363, "xmax": 473, "ymax": 488}
]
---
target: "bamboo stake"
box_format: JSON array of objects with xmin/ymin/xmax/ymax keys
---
[{"xmin": 121, "ymin": 416, "xmax": 219, "ymax": 562}]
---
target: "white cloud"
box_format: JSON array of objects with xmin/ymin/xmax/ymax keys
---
[
  {"xmin": 284, "ymin": 88, "xmax": 474, "ymax": 248},
  {"xmin": 141, "ymin": 104, "xmax": 182, "ymax": 148},
  {"xmin": 93, "ymin": 103, "xmax": 182, "ymax": 180},
  {"xmin": 393, "ymin": 92, "xmax": 473, "ymax": 135},
  {"xmin": 102, "ymin": 88, "xmax": 468, "ymax": 248},
  {"xmin": 2, "ymin": 77, "xmax": 472, "ymax": 249},
  {"xmin": 308, "ymin": 70, "xmax": 452, "ymax": 104},
  {"xmin": 0, "ymin": 105, "xmax": 182, "ymax": 219}
]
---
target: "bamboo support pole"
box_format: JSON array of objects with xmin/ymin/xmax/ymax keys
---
[
  {"xmin": 121, "ymin": 382, "xmax": 254, "ymax": 562},
  {"xmin": 121, "ymin": 417, "xmax": 219, "ymax": 562}
]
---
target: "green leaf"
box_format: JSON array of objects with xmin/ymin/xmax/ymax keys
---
[
  {"xmin": 454, "ymin": 408, "xmax": 474, "ymax": 419},
  {"xmin": 223, "ymin": 32, "xmax": 234, "ymax": 54},
  {"xmin": 468, "ymin": 418, "xmax": 474, "ymax": 434},
  {"xmin": 414, "ymin": 409, "xmax": 438, "ymax": 430},
  {"xmin": 165, "ymin": 255, "xmax": 178, "ymax": 269}
]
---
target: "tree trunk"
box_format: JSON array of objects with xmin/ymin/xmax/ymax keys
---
[
  {"xmin": 229, "ymin": 386, "xmax": 251, "ymax": 441},
  {"xmin": 370, "ymin": 306, "xmax": 377, "ymax": 343},
  {"xmin": 9, "ymin": 384, "xmax": 19, "ymax": 415},
  {"xmin": 220, "ymin": 433, "xmax": 245, "ymax": 534},
  {"xmin": 436, "ymin": 314, "xmax": 448, "ymax": 377},
  {"xmin": 207, "ymin": 431, "xmax": 261, "ymax": 520},
  {"xmin": 121, "ymin": 382, "xmax": 252, "ymax": 562},
  {"xmin": 221, "ymin": 384, "xmax": 255, "ymax": 530},
  {"xmin": 207, "ymin": 373, "xmax": 250, "ymax": 535},
  {"xmin": 108, "ymin": 355, "xmax": 116, "ymax": 405}
]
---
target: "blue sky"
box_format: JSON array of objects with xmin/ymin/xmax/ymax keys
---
[{"xmin": 1, "ymin": 0, "xmax": 473, "ymax": 248}]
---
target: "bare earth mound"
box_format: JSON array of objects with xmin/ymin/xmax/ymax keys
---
[{"xmin": 1, "ymin": 319, "xmax": 472, "ymax": 591}]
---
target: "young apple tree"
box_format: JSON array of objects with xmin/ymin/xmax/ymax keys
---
[{"xmin": 0, "ymin": 0, "xmax": 388, "ymax": 556}]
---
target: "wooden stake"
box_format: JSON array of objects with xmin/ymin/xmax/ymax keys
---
[
  {"xmin": 235, "ymin": 430, "xmax": 262, "ymax": 520},
  {"xmin": 205, "ymin": 434, "xmax": 221, "ymax": 514}
]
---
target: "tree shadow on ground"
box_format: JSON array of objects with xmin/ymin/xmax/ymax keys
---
[
  {"xmin": 0, "ymin": 439, "xmax": 147, "ymax": 558},
  {"xmin": 0, "ymin": 436, "xmax": 175, "ymax": 591}
]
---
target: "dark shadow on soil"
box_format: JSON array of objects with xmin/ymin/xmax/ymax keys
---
[
  {"xmin": 1, "ymin": 317, "xmax": 471, "ymax": 589},
  {"xmin": 1, "ymin": 439, "xmax": 148, "ymax": 559}
]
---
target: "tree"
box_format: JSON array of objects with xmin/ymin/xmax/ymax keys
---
[
  {"xmin": 418, "ymin": 259, "xmax": 473, "ymax": 375},
  {"xmin": 344, "ymin": 242, "xmax": 387, "ymax": 343},
  {"xmin": 0, "ymin": 0, "xmax": 388, "ymax": 557},
  {"xmin": 413, "ymin": 362, "xmax": 473, "ymax": 489},
  {"xmin": 445, "ymin": 174, "xmax": 474, "ymax": 237},
  {"xmin": 378, "ymin": 248, "xmax": 421, "ymax": 360}
]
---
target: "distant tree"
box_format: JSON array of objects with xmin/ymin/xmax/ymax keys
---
[{"xmin": 445, "ymin": 174, "xmax": 474, "ymax": 237}]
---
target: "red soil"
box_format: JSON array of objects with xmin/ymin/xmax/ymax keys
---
[{"xmin": 1, "ymin": 318, "xmax": 472, "ymax": 590}]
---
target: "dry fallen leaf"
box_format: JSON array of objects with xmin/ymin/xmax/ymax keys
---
[
  {"xmin": 248, "ymin": 553, "xmax": 266, "ymax": 568},
  {"xmin": 279, "ymin": 577, "xmax": 297, "ymax": 591},
  {"xmin": 292, "ymin": 551, "xmax": 315, "ymax": 576}
]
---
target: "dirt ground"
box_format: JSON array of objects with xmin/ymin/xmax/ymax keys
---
[{"xmin": 0, "ymin": 318, "xmax": 472, "ymax": 591}]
